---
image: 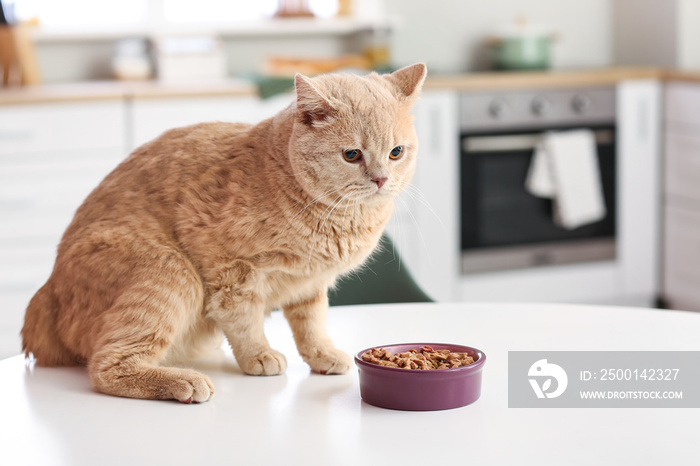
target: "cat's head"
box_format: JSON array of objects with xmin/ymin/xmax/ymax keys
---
[{"xmin": 288, "ymin": 63, "xmax": 427, "ymax": 207}]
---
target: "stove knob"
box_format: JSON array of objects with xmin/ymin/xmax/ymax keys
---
[
  {"xmin": 531, "ymin": 96, "xmax": 551, "ymax": 116},
  {"xmin": 489, "ymin": 99, "xmax": 508, "ymax": 119},
  {"xmin": 572, "ymin": 94, "xmax": 592, "ymax": 114}
]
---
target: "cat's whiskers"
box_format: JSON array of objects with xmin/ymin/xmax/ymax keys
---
[
  {"xmin": 286, "ymin": 185, "xmax": 346, "ymax": 230},
  {"xmin": 350, "ymin": 198, "xmax": 360, "ymax": 247},
  {"xmin": 388, "ymin": 198, "xmax": 405, "ymax": 272},
  {"xmin": 341, "ymin": 194, "xmax": 358, "ymax": 241},
  {"xmin": 318, "ymin": 194, "xmax": 347, "ymax": 234},
  {"xmin": 394, "ymin": 181, "xmax": 445, "ymax": 231},
  {"xmin": 292, "ymin": 184, "xmax": 369, "ymax": 267},
  {"xmin": 307, "ymin": 192, "xmax": 350, "ymax": 266},
  {"xmin": 395, "ymin": 194, "xmax": 431, "ymax": 262},
  {"xmin": 341, "ymin": 197, "xmax": 351, "ymax": 228}
]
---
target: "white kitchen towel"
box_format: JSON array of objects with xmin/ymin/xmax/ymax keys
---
[{"xmin": 525, "ymin": 129, "xmax": 606, "ymax": 229}]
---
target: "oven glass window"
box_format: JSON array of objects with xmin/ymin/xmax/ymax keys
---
[{"xmin": 461, "ymin": 125, "xmax": 617, "ymax": 252}]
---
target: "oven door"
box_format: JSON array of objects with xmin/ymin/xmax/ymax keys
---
[{"xmin": 460, "ymin": 125, "xmax": 616, "ymax": 274}]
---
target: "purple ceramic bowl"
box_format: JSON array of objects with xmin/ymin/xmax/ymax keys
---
[{"xmin": 355, "ymin": 343, "xmax": 486, "ymax": 411}]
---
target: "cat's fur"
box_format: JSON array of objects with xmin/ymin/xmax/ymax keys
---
[{"xmin": 21, "ymin": 63, "xmax": 427, "ymax": 402}]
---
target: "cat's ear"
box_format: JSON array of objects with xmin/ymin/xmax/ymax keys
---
[
  {"xmin": 386, "ymin": 63, "xmax": 427, "ymax": 102},
  {"xmin": 295, "ymin": 74, "xmax": 336, "ymax": 127}
]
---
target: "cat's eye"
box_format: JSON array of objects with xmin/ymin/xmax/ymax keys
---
[
  {"xmin": 343, "ymin": 149, "xmax": 363, "ymax": 163},
  {"xmin": 389, "ymin": 146, "xmax": 404, "ymax": 160}
]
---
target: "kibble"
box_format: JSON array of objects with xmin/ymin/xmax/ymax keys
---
[{"xmin": 361, "ymin": 345, "xmax": 475, "ymax": 370}]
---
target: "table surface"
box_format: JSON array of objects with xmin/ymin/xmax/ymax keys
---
[{"xmin": 1, "ymin": 302, "xmax": 699, "ymax": 466}]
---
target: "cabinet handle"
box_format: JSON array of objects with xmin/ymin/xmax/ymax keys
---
[
  {"xmin": 427, "ymin": 105, "xmax": 442, "ymax": 156},
  {"xmin": 636, "ymin": 97, "xmax": 649, "ymax": 143}
]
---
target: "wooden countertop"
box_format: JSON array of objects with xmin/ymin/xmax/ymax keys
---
[
  {"xmin": 664, "ymin": 70, "xmax": 700, "ymax": 85},
  {"xmin": 2, "ymin": 67, "xmax": 700, "ymax": 106},
  {"xmin": 0, "ymin": 79, "xmax": 258, "ymax": 105},
  {"xmin": 424, "ymin": 67, "xmax": 666, "ymax": 91}
]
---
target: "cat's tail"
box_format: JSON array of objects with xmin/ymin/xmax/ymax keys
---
[{"xmin": 21, "ymin": 282, "xmax": 79, "ymax": 366}]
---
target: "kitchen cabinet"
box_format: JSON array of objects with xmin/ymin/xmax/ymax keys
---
[
  {"xmin": 0, "ymin": 101, "xmax": 126, "ymax": 288},
  {"xmin": 389, "ymin": 89, "xmax": 460, "ymax": 302},
  {"xmin": 129, "ymin": 93, "xmax": 291, "ymax": 150},
  {"xmin": 0, "ymin": 100, "xmax": 127, "ymax": 356},
  {"xmin": 662, "ymin": 82, "xmax": 700, "ymax": 311}
]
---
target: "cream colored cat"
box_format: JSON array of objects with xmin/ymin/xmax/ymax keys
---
[{"xmin": 21, "ymin": 63, "xmax": 427, "ymax": 403}]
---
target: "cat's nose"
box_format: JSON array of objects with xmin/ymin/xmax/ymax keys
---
[{"xmin": 372, "ymin": 177, "xmax": 388, "ymax": 189}]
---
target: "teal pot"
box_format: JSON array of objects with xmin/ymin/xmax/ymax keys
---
[{"xmin": 489, "ymin": 27, "xmax": 556, "ymax": 71}]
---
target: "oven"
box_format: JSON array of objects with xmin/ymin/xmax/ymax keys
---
[{"xmin": 459, "ymin": 87, "xmax": 617, "ymax": 274}]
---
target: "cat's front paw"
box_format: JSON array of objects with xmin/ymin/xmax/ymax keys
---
[
  {"xmin": 239, "ymin": 349, "xmax": 287, "ymax": 376},
  {"xmin": 303, "ymin": 347, "xmax": 352, "ymax": 375}
]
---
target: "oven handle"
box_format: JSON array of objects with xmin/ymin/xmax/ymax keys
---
[{"xmin": 462, "ymin": 129, "xmax": 614, "ymax": 153}]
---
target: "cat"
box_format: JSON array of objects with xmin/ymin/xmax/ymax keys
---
[{"xmin": 21, "ymin": 63, "xmax": 427, "ymax": 403}]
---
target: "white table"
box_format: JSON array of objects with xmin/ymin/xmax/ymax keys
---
[{"xmin": 1, "ymin": 302, "xmax": 699, "ymax": 466}]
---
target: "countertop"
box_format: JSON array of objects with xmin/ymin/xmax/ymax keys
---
[
  {"xmin": 0, "ymin": 78, "xmax": 259, "ymax": 105},
  {"xmin": 2, "ymin": 67, "xmax": 700, "ymax": 106},
  {"xmin": 1, "ymin": 302, "xmax": 699, "ymax": 466}
]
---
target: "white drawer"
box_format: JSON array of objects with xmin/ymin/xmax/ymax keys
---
[
  {"xmin": 0, "ymin": 244, "xmax": 56, "ymax": 290},
  {"xmin": 0, "ymin": 205, "xmax": 75, "ymax": 241},
  {"xmin": 0, "ymin": 148, "xmax": 124, "ymax": 258},
  {"xmin": 663, "ymin": 204, "xmax": 700, "ymax": 310},
  {"xmin": 0, "ymin": 148, "xmax": 123, "ymax": 232},
  {"xmin": 665, "ymin": 132, "xmax": 700, "ymax": 201},
  {"xmin": 0, "ymin": 100, "xmax": 125, "ymax": 156},
  {"xmin": 665, "ymin": 82, "xmax": 700, "ymax": 127},
  {"xmin": 130, "ymin": 94, "xmax": 290, "ymax": 149},
  {"xmin": 0, "ymin": 151, "xmax": 122, "ymax": 198}
]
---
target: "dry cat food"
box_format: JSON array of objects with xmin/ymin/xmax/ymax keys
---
[{"xmin": 361, "ymin": 345, "xmax": 475, "ymax": 370}]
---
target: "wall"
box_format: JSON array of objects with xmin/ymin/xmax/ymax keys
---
[
  {"xmin": 34, "ymin": 40, "xmax": 116, "ymax": 82},
  {"xmin": 614, "ymin": 0, "xmax": 700, "ymax": 69},
  {"xmin": 385, "ymin": 0, "xmax": 614, "ymax": 72},
  {"xmin": 31, "ymin": 0, "xmax": 615, "ymax": 83},
  {"xmin": 32, "ymin": 33, "xmax": 362, "ymax": 83},
  {"xmin": 613, "ymin": 0, "xmax": 678, "ymax": 68},
  {"xmin": 678, "ymin": 0, "xmax": 700, "ymax": 69}
]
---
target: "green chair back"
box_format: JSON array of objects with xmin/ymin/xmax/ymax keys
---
[{"xmin": 328, "ymin": 234, "xmax": 433, "ymax": 306}]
